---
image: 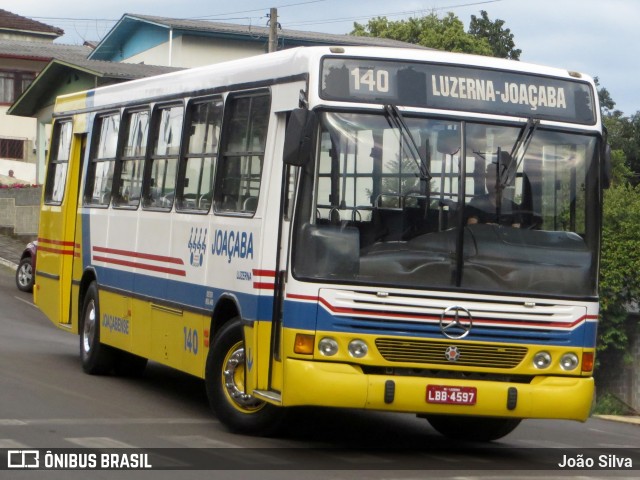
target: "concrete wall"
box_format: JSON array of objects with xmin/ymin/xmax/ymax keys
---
[{"xmin": 0, "ymin": 186, "xmax": 40, "ymax": 235}]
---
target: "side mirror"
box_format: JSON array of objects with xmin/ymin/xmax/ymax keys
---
[{"xmin": 283, "ymin": 108, "xmax": 317, "ymax": 167}]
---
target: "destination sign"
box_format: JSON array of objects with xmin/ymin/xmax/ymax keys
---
[{"xmin": 320, "ymin": 57, "xmax": 596, "ymax": 125}]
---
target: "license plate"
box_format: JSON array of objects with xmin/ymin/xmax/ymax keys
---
[{"xmin": 426, "ymin": 385, "xmax": 477, "ymax": 405}]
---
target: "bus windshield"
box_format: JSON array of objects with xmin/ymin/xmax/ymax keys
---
[{"xmin": 293, "ymin": 110, "xmax": 600, "ymax": 298}]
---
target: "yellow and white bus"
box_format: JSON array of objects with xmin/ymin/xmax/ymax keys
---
[{"xmin": 36, "ymin": 46, "xmax": 608, "ymax": 441}]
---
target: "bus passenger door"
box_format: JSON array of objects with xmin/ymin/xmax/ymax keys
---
[
  {"xmin": 36, "ymin": 120, "xmax": 86, "ymax": 330},
  {"xmin": 264, "ymin": 113, "xmax": 297, "ymax": 395}
]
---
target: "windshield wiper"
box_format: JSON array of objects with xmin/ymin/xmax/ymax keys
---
[
  {"xmin": 502, "ymin": 117, "xmax": 540, "ymax": 187},
  {"xmin": 384, "ymin": 104, "xmax": 431, "ymax": 181}
]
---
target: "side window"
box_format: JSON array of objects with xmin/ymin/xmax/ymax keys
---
[
  {"xmin": 176, "ymin": 97, "xmax": 223, "ymax": 212},
  {"xmin": 44, "ymin": 119, "xmax": 73, "ymax": 205},
  {"xmin": 113, "ymin": 109, "xmax": 149, "ymax": 209},
  {"xmin": 214, "ymin": 92, "xmax": 270, "ymax": 214},
  {"xmin": 84, "ymin": 112, "xmax": 120, "ymax": 207},
  {"xmin": 143, "ymin": 104, "xmax": 184, "ymax": 210}
]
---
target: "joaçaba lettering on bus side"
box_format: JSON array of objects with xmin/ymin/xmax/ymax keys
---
[{"xmin": 211, "ymin": 229, "xmax": 254, "ymax": 263}]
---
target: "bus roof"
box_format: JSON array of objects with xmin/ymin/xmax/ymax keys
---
[{"xmin": 53, "ymin": 46, "xmax": 597, "ymax": 123}]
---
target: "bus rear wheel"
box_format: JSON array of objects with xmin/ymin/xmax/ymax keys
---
[
  {"xmin": 425, "ymin": 415, "xmax": 521, "ymax": 442},
  {"xmin": 205, "ymin": 317, "xmax": 286, "ymax": 435},
  {"xmin": 80, "ymin": 282, "xmax": 115, "ymax": 375}
]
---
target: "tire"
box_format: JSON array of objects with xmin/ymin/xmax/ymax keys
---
[
  {"xmin": 205, "ymin": 317, "xmax": 286, "ymax": 435},
  {"xmin": 79, "ymin": 282, "xmax": 115, "ymax": 375},
  {"xmin": 15, "ymin": 257, "xmax": 34, "ymax": 292},
  {"xmin": 426, "ymin": 415, "xmax": 521, "ymax": 442}
]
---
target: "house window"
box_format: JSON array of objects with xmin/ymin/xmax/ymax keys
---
[
  {"xmin": 0, "ymin": 138, "xmax": 24, "ymax": 160},
  {"xmin": 0, "ymin": 71, "xmax": 35, "ymax": 104}
]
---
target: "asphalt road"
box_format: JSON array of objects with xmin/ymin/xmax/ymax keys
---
[{"xmin": 0, "ymin": 265, "xmax": 638, "ymax": 479}]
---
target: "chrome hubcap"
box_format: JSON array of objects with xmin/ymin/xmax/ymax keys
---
[
  {"xmin": 82, "ymin": 300, "xmax": 96, "ymax": 356},
  {"xmin": 223, "ymin": 346, "xmax": 262, "ymax": 409}
]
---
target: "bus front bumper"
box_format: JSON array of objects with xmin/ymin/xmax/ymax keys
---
[{"xmin": 282, "ymin": 358, "xmax": 594, "ymax": 421}]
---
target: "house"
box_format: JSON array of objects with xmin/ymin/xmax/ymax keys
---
[
  {"xmin": 89, "ymin": 13, "xmax": 424, "ymax": 68},
  {"xmin": 0, "ymin": 9, "xmax": 91, "ymax": 183}
]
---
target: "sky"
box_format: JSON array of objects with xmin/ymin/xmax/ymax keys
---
[{"xmin": 4, "ymin": 0, "xmax": 639, "ymax": 115}]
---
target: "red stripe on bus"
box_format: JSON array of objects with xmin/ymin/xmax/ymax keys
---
[
  {"xmin": 37, "ymin": 245, "xmax": 74, "ymax": 255},
  {"xmin": 93, "ymin": 246, "xmax": 184, "ymax": 265},
  {"xmin": 38, "ymin": 237, "xmax": 76, "ymax": 247},
  {"xmin": 286, "ymin": 293, "xmax": 319, "ymax": 302},
  {"xmin": 93, "ymin": 255, "xmax": 186, "ymax": 277},
  {"xmin": 253, "ymin": 282, "xmax": 275, "ymax": 290},
  {"xmin": 252, "ymin": 269, "xmax": 276, "ymax": 277}
]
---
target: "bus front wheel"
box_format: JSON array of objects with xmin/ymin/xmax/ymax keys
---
[
  {"xmin": 425, "ymin": 415, "xmax": 521, "ymax": 442},
  {"xmin": 205, "ymin": 317, "xmax": 286, "ymax": 435},
  {"xmin": 80, "ymin": 282, "xmax": 115, "ymax": 375}
]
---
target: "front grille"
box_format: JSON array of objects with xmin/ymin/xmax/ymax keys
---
[{"xmin": 375, "ymin": 338, "xmax": 527, "ymax": 369}]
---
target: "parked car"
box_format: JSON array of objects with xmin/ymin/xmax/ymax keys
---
[{"xmin": 16, "ymin": 240, "xmax": 37, "ymax": 292}]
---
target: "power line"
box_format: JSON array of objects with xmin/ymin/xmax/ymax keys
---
[
  {"xmin": 188, "ymin": 0, "xmax": 328, "ymax": 20},
  {"xmin": 284, "ymin": 1, "xmax": 503, "ymax": 28},
  {"xmin": 28, "ymin": 1, "xmax": 328, "ymax": 23},
  {"xmin": 26, "ymin": 0, "xmax": 501, "ymax": 42},
  {"xmin": 28, "ymin": 0, "xmax": 498, "ymax": 25}
]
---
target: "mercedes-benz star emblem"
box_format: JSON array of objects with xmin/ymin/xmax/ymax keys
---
[{"xmin": 439, "ymin": 306, "xmax": 473, "ymax": 339}]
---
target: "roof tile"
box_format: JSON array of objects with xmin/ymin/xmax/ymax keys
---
[{"xmin": 0, "ymin": 9, "xmax": 64, "ymax": 37}]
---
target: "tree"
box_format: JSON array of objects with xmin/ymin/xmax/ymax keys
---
[
  {"xmin": 352, "ymin": 13, "xmax": 493, "ymax": 56},
  {"xmin": 598, "ymin": 175, "xmax": 640, "ymax": 358},
  {"xmin": 598, "ymin": 77, "xmax": 640, "ymax": 182},
  {"xmin": 468, "ymin": 10, "xmax": 521, "ymax": 60},
  {"xmin": 595, "ymin": 77, "xmax": 618, "ymax": 117},
  {"xmin": 352, "ymin": 11, "xmax": 520, "ymax": 59}
]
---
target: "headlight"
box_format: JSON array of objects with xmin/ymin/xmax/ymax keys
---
[
  {"xmin": 533, "ymin": 351, "xmax": 552, "ymax": 369},
  {"xmin": 560, "ymin": 352, "xmax": 579, "ymax": 371},
  {"xmin": 348, "ymin": 339, "xmax": 368, "ymax": 358},
  {"xmin": 318, "ymin": 337, "xmax": 339, "ymax": 356}
]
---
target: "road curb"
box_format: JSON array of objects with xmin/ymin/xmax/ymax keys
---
[
  {"xmin": 594, "ymin": 414, "xmax": 640, "ymax": 426},
  {"xmin": 0, "ymin": 257, "xmax": 17, "ymax": 270}
]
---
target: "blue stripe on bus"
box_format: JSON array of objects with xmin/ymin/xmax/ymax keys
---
[{"xmin": 93, "ymin": 265, "xmax": 275, "ymax": 321}]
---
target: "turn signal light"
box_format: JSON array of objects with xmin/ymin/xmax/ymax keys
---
[
  {"xmin": 581, "ymin": 352, "xmax": 595, "ymax": 373},
  {"xmin": 294, "ymin": 334, "xmax": 315, "ymax": 354}
]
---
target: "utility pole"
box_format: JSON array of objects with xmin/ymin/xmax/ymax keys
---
[{"xmin": 268, "ymin": 7, "xmax": 278, "ymax": 53}]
